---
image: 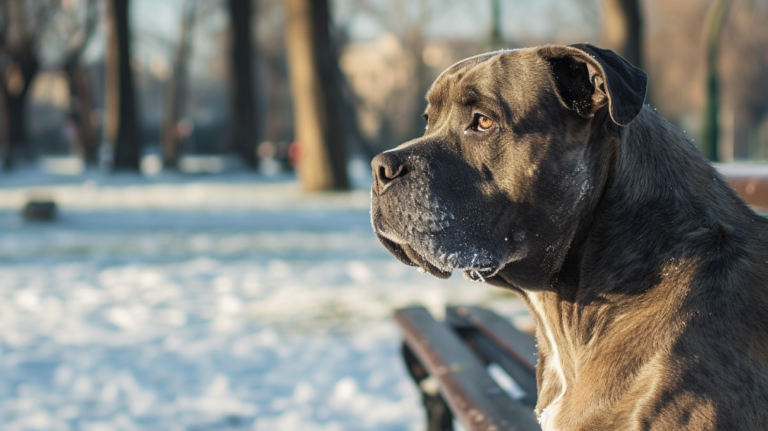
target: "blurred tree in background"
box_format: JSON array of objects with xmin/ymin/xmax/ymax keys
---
[
  {"xmin": 283, "ymin": 0, "xmax": 348, "ymax": 191},
  {"xmin": 105, "ymin": 0, "xmax": 141, "ymax": 170},
  {"xmin": 601, "ymin": 0, "xmax": 643, "ymax": 69},
  {"xmin": 0, "ymin": 0, "xmax": 766, "ymax": 180},
  {"xmin": 60, "ymin": 0, "xmax": 100, "ymax": 166},
  {"xmin": 160, "ymin": 0, "xmax": 226, "ymax": 170},
  {"xmin": 160, "ymin": 0, "xmax": 198, "ymax": 170},
  {"xmin": 228, "ymin": 0, "xmax": 259, "ymax": 169},
  {"xmin": 0, "ymin": 0, "xmax": 58, "ymax": 169},
  {"xmin": 645, "ymin": 0, "xmax": 768, "ymax": 161},
  {"xmin": 258, "ymin": 0, "xmax": 294, "ymax": 155},
  {"xmin": 487, "ymin": 0, "xmax": 504, "ymax": 51},
  {"xmin": 720, "ymin": 0, "xmax": 768, "ymax": 161},
  {"xmin": 701, "ymin": 0, "xmax": 731, "ymax": 162},
  {"xmin": 342, "ymin": 0, "xmax": 463, "ymax": 150},
  {"xmin": 361, "ymin": 0, "xmax": 445, "ymax": 142}
]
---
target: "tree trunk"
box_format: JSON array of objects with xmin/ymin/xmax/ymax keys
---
[
  {"xmin": 0, "ymin": 0, "xmax": 41, "ymax": 170},
  {"xmin": 0, "ymin": 53, "xmax": 39, "ymax": 169},
  {"xmin": 105, "ymin": 0, "xmax": 142, "ymax": 171},
  {"xmin": 0, "ymin": 86, "xmax": 7, "ymax": 159},
  {"xmin": 701, "ymin": 0, "xmax": 732, "ymax": 162},
  {"xmin": 488, "ymin": 0, "xmax": 503, "ymax": 50},
  {"xmin": 227, "ymin": 0, "xmax": 258, "ymax": 168},
  {"xmin": 65, "ymin": 60, "xmax": 99, "ymax": 165},
  {"xmin": 283, "ymin": 0, "xmax": 349, "ymax": 191},
  {"xmin": 601, "ymin": 0, "xmax": 643, "ymax": 69},
  {"xmin": 162, "ymin": 69, "xmax": 182, "ymax": 168},
  {"xmin": 162, "ymin": 0, "xmax": 196, "ymax": 169},
  {"xmin": 3, "ymin": 92, "xmax": 29, "ymax": 167}
]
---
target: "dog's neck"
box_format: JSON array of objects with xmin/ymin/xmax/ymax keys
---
[
  {"xmin": 565, "ymin": 106, "xmax": 751, "ymax": 296},
  {"xmin": 501, "ymin": 105, "xmax": 754, "ymax": 297}
]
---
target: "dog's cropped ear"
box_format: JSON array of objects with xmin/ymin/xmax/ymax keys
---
[{"xmin": 538, "ymin": 43, "xmax": 647, "ymax": 126}]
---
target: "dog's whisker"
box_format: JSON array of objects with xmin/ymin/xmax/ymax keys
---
[{"xmin": 474, "ymin": 270, "xmax": 485, "ymax": 283}]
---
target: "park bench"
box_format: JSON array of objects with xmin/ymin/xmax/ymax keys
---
[{"xmin": 395, "ymin": 306, "xmax": 541, "ymax": 431}]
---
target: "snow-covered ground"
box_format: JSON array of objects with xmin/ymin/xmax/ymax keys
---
[{"xmin": 0, "ymin": 170, "xmax": 531, "ymax": 431}]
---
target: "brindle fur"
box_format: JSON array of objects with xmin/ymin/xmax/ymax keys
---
[{"xmin": 369, "ymin": 44, "xmax": 768, "ymax": 430}]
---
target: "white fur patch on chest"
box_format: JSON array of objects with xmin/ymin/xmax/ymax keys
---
[{"xmin": 528, "ymin": 292, "xmax": 567, "ymax": 430}]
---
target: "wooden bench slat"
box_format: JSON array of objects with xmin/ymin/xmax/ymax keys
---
[
  {"xmin": 460, "ymin": 331, "xmax": 538, "ymax": 408},
  {"xmin": 452, "ymin": 306, "xmax": 538, "ymax": 374},
  {"xmin": 394, "ymin": 307, "xmax": 541, "ymax": 431},
  {"xmin": 446, "ymin": 307, "xmax": 538, "ymax": 408}
]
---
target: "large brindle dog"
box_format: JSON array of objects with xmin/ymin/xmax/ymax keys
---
[{"xmin": 370, "ymin": 44, "xmax": 768, "ymax": 430}]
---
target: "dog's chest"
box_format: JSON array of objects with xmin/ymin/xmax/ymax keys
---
[{"xmin": 526, "ymin": 291, "xmax": 570, "ymax": 430}]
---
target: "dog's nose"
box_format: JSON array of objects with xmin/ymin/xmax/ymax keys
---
[{"xmin": 371, "ymin": 152, "xmax": 407, "ymax": 193}]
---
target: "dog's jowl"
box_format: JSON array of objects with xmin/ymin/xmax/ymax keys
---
[{"xmin": 370, "ymin": 44, "xmax": 768, "ymax": 430}]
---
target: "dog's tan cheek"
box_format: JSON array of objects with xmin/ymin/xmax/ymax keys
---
[{"xmin": 508, "ymin": 162, "xmax": 542, "ymax": 203}]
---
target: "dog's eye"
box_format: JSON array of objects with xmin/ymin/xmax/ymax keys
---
[{"xmin": 471, "ymin": 113, "xmax": 494, "ymax": 132}]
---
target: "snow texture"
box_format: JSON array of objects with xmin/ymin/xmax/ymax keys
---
[{"xmin": 0, "ymin": 172, "xmax": 531, "ymax": 431}]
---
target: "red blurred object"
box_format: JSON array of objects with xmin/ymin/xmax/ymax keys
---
[
  {"xmin": 726, "ymin": 176, "xmax": 768, "ymax": 211},
  {"xmin": 257, "ymin": 141, "xmax": 276, "ymax": 159},
  {"xmin": 288, "ymin": 142, "xmax": 300, "ymax": 167}
]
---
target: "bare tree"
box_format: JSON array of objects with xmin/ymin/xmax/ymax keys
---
[
  {"xmin": 342, "ymin": 0, "xmax": 460, "ymax": 149},
  {"xmin": 53, "ymin": 0, "xmax": 101, "ymax": 165},
  {"xmin": 719, "ymin": 0, "xmax": 768, "ymax": 160},
  {"xmin": 0, "ymin": 0, "xmax": 58, "ymax": 169},
  {"xmin": 486, "ymin": 0, "xmax": 504, "ymax": 51},
  {"xmin": 358, "ymin": 0, "xmax": 437, "ymax": 140},
  {"xmin": 161, "ymin": 0, "xmax": 209, "ymax": 169},
  {"xmin": 601, "ymin": 0, "xmax": 644, "ymax": 69},
  {"xmin": 228, "ymin": 0, "xmax": 258, "ymax": 168},
  {"xmin": 283, "ymin": 0, "xmax": 349, "ymax": 191},
  {"xmin": 701, "ymin": 0, "xmax": 732, "ymax": 161},
  {"xmin": 104, "ymin": 0, "xmax": 142, "ymax": 171},
  {"xmin": 257, "ymin": 0, "xmax": 295, "ymax": 151}
]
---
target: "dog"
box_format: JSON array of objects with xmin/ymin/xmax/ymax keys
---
[{"xmin": 370, "ymin": 43, "xmax": 768, "ymax": 430}]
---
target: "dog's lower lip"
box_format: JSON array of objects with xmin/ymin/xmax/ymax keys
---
[
  {"xmin": 371, "ymin": 220, "xmax": 452, "ymax": 278},
  {"xmin": 401, "ymin": 244, "xmax": 451, "ymax": 279},
  {"xmin": 373, "ymin": 220, "xmax": 404, "ymax": 244},
  {"xmin": 376, "ymin": 183, "xmax": 394, "ymax": 195},
  {"xmin": 462, "ymin": 267, "xmax": 500, "ymax": 282},
  {"xmin": 372, "ymin": 180, "xmax": 399, "ymax": 197}
]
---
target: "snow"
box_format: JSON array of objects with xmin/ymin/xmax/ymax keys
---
[
  {"xmin": 0, "ymin": 171, "xmax": 531, "ymax": 430},
  {"xmin": 714, "ymin": 163, "xmax": 768, "ymax": 178}
]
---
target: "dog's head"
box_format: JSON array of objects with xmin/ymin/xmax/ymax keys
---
[{"xmin": 370, "ymin": 44, "xmax": 647, "ymax": 287}]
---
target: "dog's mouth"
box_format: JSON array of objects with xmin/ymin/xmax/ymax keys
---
[
  {"xmin": 376, "ymin": 232, "xmax": 452, "ymax": 279},
  {"xmin": 374, "ymin": 223, "xmax": 504, "ymax": 282},
  {"xmin": 372, "ymin": 194, "xmax": 507, "ymax": 281},
  {"xmin": 371, "ymin": 203, "xmax": 451, "ymax": 278},
  {"xmin": 461, "ymin": 267, "xmax": 501, "ymax": 283}
]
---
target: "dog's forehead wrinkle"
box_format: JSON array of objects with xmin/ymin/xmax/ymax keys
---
[{"xmin": 429, "ymin": 50, "xmax": 518, "ymax": 107}]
